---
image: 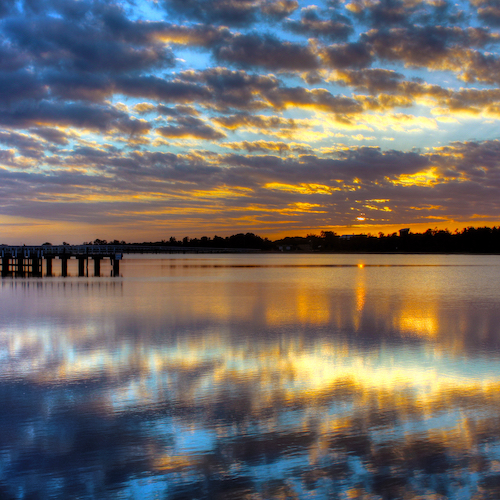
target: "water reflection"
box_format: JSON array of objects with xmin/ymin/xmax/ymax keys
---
[{"xmin": 1, "ymin": 255, "xmax": 500, "ymax": 498}]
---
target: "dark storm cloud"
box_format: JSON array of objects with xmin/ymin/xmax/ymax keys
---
[
  {"xmin": 160, "ymin": 0, "xmax": 298, "ymax": 26},
  {"xmin": 285, "ymin": 6, "xmax": 353, "ymax": 41},
  {"xmin": 157, "ymin": 116, "xmax": 226, "ymax": 140},
  {"xmin": 214, "ymin": 33, "xmax": 319, "ymax": 71}
]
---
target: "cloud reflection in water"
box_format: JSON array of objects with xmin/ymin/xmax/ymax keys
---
[{"xmin": 1, "ymin": 255, "xmax": 500, "ymax": 498}]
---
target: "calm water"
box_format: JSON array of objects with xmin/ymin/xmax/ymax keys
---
[{"xmin": 1, "ymin": 253, "xmax": 500, "ymax": 499}]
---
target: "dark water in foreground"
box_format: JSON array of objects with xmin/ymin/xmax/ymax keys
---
[{"xmin": 1, "ymin": 253, "xmax": 500, "ymax": 499}]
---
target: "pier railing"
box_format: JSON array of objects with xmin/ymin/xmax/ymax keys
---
[{"xmin": 0, "ymin": 244, "xmax": 257, "ymax": 277}]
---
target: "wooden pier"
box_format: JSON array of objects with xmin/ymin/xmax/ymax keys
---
[
  {"xmin": 0, "ymin": 244, "xmax": 254, "ymax": 278},
  {"xmin": 0, "ymin": 245, "xmax": 124, "ymax": 278}
]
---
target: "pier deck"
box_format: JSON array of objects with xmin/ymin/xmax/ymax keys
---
[{"xmin": 0, "ymin": 244, "xmax": 246, "ymax": 277}]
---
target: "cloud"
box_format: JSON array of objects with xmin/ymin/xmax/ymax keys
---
[
  {"xmin": 346, "ymin": 0, "xmax": 466, "ymax": 27},
  {"xmin": 142, "ymin": 23, "xmax": 233, "ymax": 48},
  {"xmin": 214, "ymin": 33, "xmax": 319, "ymax": 71},
  {"xmin": 0, "ymin": 130, "xmax": 45, "ymax": 159},
  {"xmin": 0, "ymin": 41, "xmax": 30, "ymax": 71},
  {"xmin": 285, "ymin": 6, "xmax": 353, "ymax": 41},
  {"xmin": 330, "ymin": 68, "xmax": 405, "ymax": 93},
  {"xmin": 115, "ymin": 76, "xmax": 212, "ymax": 103},
  {"xmin": 0, "ymin": 0, "xmax": 498, "ymax": 238},
  {"xmin": 5, "ymin": 11, "xmax": 176, "ymax": 74},
  {"xmin": 364, "ymin": 26, "xmax": 500, "ymax": 84},
  {"xmin": 2, "ymin": 139, "xmax": 500, "ymax": 231},
  {"xmin": 179, "ymin": 68, "xmax": 279, "ymax": 111},
  {"xmin": 0, "ymin": 0, "xmax": 16, "ymax": 17},
  {"xmin": 30, "ymin": 128, "xmax": 70, "ymax": 146},
  {"xmin": 319, "ymin": 42, "xmax": 373, "ymax": 69},
  {"xmin": 472, "ymin": 0, "xmax": 500, "ymax": 26},
  {"xmin": 143, "ymin": 104, "xmax": 201, "ymax": 117},
  {"xmin": 157, "ymin": 116, "xmax": 226, "ymax": 140},
  {"xmin": 221, "ymin": 140, "xmax": 313, "ymax": 154},
  {"xmin": 266, "ymin": 87, "xmax": 363, "ymax": 118},
  {"xmin": 261, "ymin": 0, "xmax": 299, "ymax": 18},
  {"xmin": 0, "ymin": 101, "xmax": 151, "ymax": 135},
  {"xmin": 160, "ymin": 0, "xmax": 298, "ymax": 26},
  {"xmin": 0, "ymin": 70, "xmax": 47, "ymax": 104},
  {"xmin": 213, "ymin": 113, "xmax": 304, "ymax": 131}
]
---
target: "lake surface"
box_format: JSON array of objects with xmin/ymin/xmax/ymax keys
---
[{"xmin": 1, "ymin": 253, "xmax": 500, "ymax": 499}]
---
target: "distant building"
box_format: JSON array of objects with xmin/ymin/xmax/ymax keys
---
[
  {"xmin": 340, "ymin": 234, "xmax": 367, "ymax": 240},
  {"xmin": 399, "ymin": 228, "xmax": 410, "ymax": 237}
]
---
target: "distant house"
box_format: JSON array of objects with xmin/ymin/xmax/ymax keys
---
[
  {"xmin": 340, "ymin": 234, "xmax": 367, "ymax": 240},
  {"xmin": 297, "ymin": 243, "xmax": 313, "ymax": 251},
  {"xmin": 399, "ymin": 228, "xmax": 410, "ymax": 237}
]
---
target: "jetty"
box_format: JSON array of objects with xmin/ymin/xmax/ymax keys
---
[{"xmin": 0, "ymin": 244, "xmax": 246, "ymax": 278}]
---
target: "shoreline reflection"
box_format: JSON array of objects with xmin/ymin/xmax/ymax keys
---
[{"xmin": 0, "ymin": 255, "xmax": 500, "ymax": 499}]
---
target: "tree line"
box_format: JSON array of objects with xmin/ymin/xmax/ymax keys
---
[{"xmin": 81, "ymin": 226, "xmax": 500, "ymax": 253}]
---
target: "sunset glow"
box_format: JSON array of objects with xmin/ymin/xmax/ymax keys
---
[{"xmin": 0, "ymin": 0, "xmax": 499, "ymax": 243}]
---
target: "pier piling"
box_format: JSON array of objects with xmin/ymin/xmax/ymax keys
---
[
  {"xmin": 17, "ymin": 255, "xmax": 24, "ymax": 278},
  {"xmin": 78, "ymin": 257, "xmax": 86, "ymax": 277},
  {"xmin": 1, "ymin": 257, "xmax": 9, "ymax": 277},
  {"xmin": 112, "ymin": 256, "xmax": 120, "ymax": 277},
  {"xmin": 32, "ymin": 257, "xmax": 42, "ymax": 277},
  {"xmin": 1, "ymin": 244, "xmax": 238, "ymax": 279},
  {"xmin": 46, "ymin": 257, "xmax": 53, "ymax": 277},
  {"xmin": 61, "ymin": 257, "xmax": 68, "ymax": 277},
  {"xmin": 93, "ymin": 257, "xmax": 101, "ymax": 277}
]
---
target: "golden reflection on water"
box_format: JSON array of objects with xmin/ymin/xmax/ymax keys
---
[{"xmin": 1, "ymin": 255, "xmax": 500, "ymax": 498}]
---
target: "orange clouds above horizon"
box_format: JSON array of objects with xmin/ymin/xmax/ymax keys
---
[{"xmin": 0, "ymin": 0, "xmax": 499, "ymax": 243}]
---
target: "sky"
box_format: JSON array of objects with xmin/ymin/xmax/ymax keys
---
[{"xmin": 0, "ymin": 0, "xmax": 500, "ymax": 244}]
